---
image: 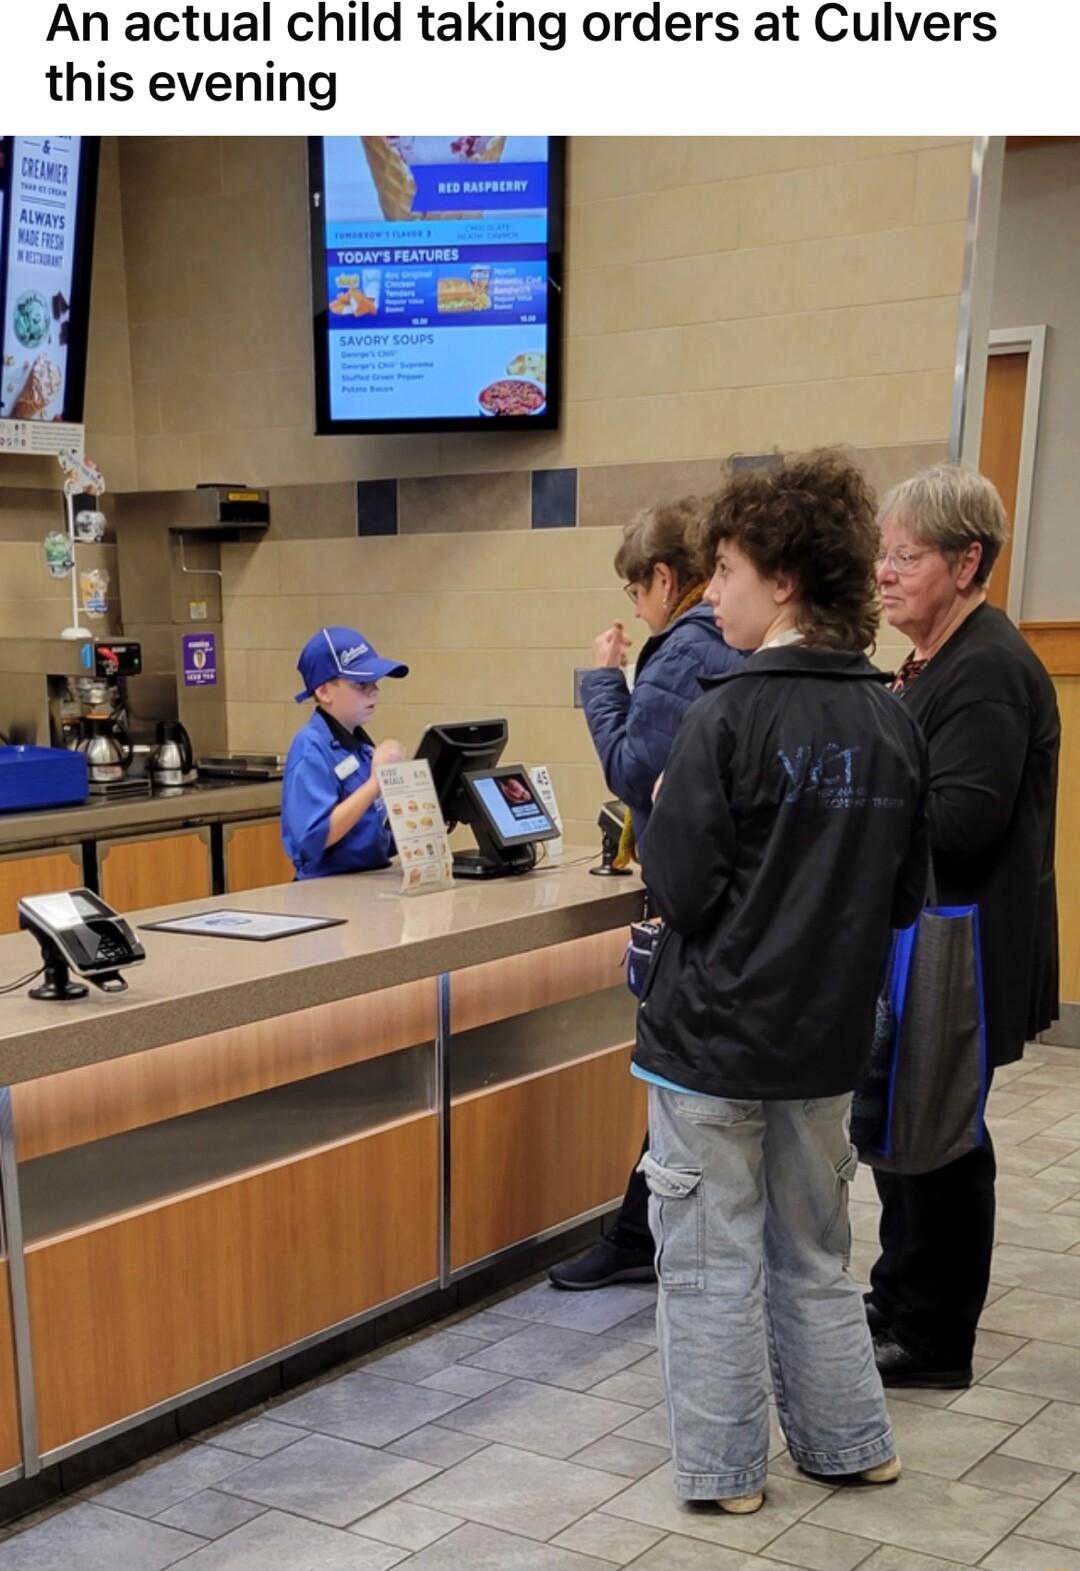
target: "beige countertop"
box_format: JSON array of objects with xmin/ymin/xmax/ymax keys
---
[
  {"xmin": 0, "ymin": 780, "xmax": 282, "ymax": 853},
  {"xmin": 0, "ymin": 851, "xmax": 643, "ymax": 1086}
]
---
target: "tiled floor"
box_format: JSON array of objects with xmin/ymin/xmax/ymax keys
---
[{"xmin": 5, "ymin": 1041, "xmax": 1080, "ymax": 1570}]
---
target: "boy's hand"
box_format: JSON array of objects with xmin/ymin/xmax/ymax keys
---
[
  {"xmin": 593, "ymin": 621, "xmax": 631, "ymax": 669},
  {"xmin": 373, "ymin": 739, "xmax": 407, "ymax": 768}
]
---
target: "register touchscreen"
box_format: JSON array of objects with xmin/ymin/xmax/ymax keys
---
[{"xmin": 468, "ymin": 769, "xmax": 555, "ymax": 847}]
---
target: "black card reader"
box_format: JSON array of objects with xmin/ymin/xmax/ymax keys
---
[{"xmin": 18, "ymin": 888, "xmax": 146, "ymax": 1001}]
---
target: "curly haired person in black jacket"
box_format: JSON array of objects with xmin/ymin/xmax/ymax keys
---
[{"xmin": 635, "ymin": 452, "xmax": 929, "ymax": 1514}]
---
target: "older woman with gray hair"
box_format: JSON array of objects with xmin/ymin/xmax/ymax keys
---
[{"xmin": 866, "ymin": 463, "xmax": 1060, "ymax": 1389}]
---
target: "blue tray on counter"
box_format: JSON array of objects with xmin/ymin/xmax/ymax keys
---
[{"xmin": 0, "ymin": 746, "xmax": 89, "ymax": 813}]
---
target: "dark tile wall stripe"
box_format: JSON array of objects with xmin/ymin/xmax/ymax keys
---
[
  {"xmin": 531, "ymin": 469, "xmax": 578, "ymax": 529},
  {"xmin": 356, "ymin": 479, "xmax": 398, "ymax": 537}
]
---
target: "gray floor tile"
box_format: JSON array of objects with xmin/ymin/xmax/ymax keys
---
[
  {"xmin": 995, "ymin": 1207, "xmax": 1080, "ymax": 1254},
  {"xmin": 349, "ymin": 1500, "xmax": 462, "ymax": 1550},
  {"xmin": 551, "ymin": 1512, "xmax": 665, "ymax": 1564},
  {"xmin": 218, "ymin": 1433, "xmax": 436, "ymax": 1527},
  {"xmin": 962, "ymin": 1451, "xmax": 1073, "ymax": 1503},
  {"xmin": 154, "ymin": 1491, "xmax": 266, "ymax": 1539},
  {"xmin": 272, "ymin": 1369, "xmax": 468, "ymax": 1446},
  {"xmin": 436, "ymin": 1378, "xmax": 633, "ymax": 1459},
  {"xmin": 975, "ymin": 1328, "xmax": 1029, "ymax": 1365},
  {"xmin": 462, "ymin": 1322, "xmax": 645, "ymax": 1392},
  {"xmin": 203, "ymin": 1417, "xmax": 306, "ymax": 1458},
  {"xmin": 385, "ymin": 1425, "xmax": 490, "ymax": 1469},
  {"xmin": 397, "ymin": 1520, "xmax": 620, "ymax": 1569},
  {"xmin": 87, "ymin": 1445, "xmax": 255, "ymax": 1518},
  {"xmin": 624, "ymin": 1536, "xmax": 806, "ymax": 1570},
  {"xmin": 405, "ymin": 1441, "xmax": 625, "ymax": 1540},
  {"xmin": 418, "ymin": 1366, "xmax": 510, "ymax": 1398},
  {"xmin": 172, "ymin": 1508, "xmax": 408, "ymax": 1569},
  {"xmin": 991, "ymin": 1243, "xmax": 1080, "ymax": 1298},
  {"xmin": 446, "ymin": 1308, "xmax": 528, "ymax": 1343},
  {"xmin": 764, "ymin": 1519, "xmax": 878, "ymax": 1571},
  {"xmin": 362, "ymin": 1329, "xmax": 490, "ymax": 1383},
  {"xmin": 981, "ymin": 1534, "xmax": 1080, "ymax": 1570},
  {"xmin": 985, "ymin": 1342, "xmax": 1080, "ymax": 1404},
  {"xmin": 0, "ymin": 1502, "xmax": 203, "ymax": 1571},
  {"xmin": 997, "ymin": 1146, "xmax": 1070, "ymax": 1179},
  {"xmin": 981, "ymin": 1286, "xmax": 1080, "ymax": 1348},
  {"xmin": 627, "ymin": 1349, "xmax": 661, "ymax": 1378},
  {"xmin": 571, "ymin": 1434, "xmax": 671, "ymax": 1478},
  {"xmin": 603, "ymin": 1307, "xmax": 659, "ymax": 1347},
  {"xmin": 999, "ymin": 1472, "xmax": 1080, "ymax": 1552},
  {"xmin": 857, "ymin": 1550, "xmax": 977, "ymax": 1571},
  {"xmin": 997, "ymin": 1171, "xmax": 1080, "ymax": 1211},
  {"xmin": 601, "ymin": 1463, "xmax": 830, "ymax": 1552},
  {"xmin": 805, "ymin": 1470, "xmax": 1031, "ymax": 1562},
  {"xmin": 496, "ymin": 1281, "xmax": 656, "ymax": 1335},
  {"xmin": 949, "ymin": 1387, "xmax": 1048, "ymax": 1426},
  {"xmin": 587, "ymin": 1370, "xmax": 664, "ymax": 1408},
  {"xmin": 1000, "ymin": 1402, "xmax": 1080, "ymax": 1470},
  {"xmin": 883, "ymin": 1401, "xmax": 1014, "ymax": 1480},
  {"xmin": 612, "ymin": 1402, "xmax": 670, "ymax": 1448}
]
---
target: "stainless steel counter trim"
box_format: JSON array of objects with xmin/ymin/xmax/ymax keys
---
[
  {"xmin": 436, "ymin": 972, "xmax": 452, "ymax": 1289},
  {"xmin": 0, "ymin": 1466, "xmax": 21, "ymax": 1489},
  {"xmin": 447, "ymin": 1198, "xmax": 619, "ymax": 1285},
  {"xmin": 0, "ymin": 1089, "xmax": 39, "ymax": 1476},
  {"xmin": 34, "ymin": 1277, "xmax": 440, "ymax": 1470}
]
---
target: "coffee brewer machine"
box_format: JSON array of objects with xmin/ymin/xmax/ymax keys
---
[{"xmin": 0, "ymin": 639, "xmax": 147, "ymax": 795}]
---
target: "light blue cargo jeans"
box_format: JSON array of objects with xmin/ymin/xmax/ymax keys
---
[{"xmin": 644, "ymin": 1084, "xmax": 895, "ymax": 1499}]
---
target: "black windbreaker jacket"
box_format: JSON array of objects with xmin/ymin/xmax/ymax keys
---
[{"xmin": 634, "ymin": 646, "xmax": 930, "ymax": 1100}]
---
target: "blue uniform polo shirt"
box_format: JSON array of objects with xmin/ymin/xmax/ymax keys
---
[{"xmin": 281, "ymin": 709, "xmax": 394, "ymax": 880}]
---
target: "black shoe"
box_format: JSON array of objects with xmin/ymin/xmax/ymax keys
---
[
  {"xmin": 873, "ymin": 1331, "xmax": 972, "ymax": 1390},
  {"xmin": 548, "ymin": 1238, "xmax": 656, "ymax": 1291},
  {"xmin": 863, "ymin": 1294, "xmax": 889, "ymax": 1336}
]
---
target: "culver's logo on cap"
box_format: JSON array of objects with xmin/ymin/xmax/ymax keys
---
[{"xmin": 339, "ymin": 643, "xmax": 370, "ymax": 666}]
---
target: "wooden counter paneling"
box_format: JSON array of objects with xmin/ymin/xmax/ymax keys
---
[
  {"xmin": 0, "ymin": 847, "xmax": 82, "ymax": 937},
  {"xmin": 1054, "ymin": 675, "xmax": 1080, "ymax": 1003},
  {"xmin": 0, "ymin": 1264, "xmax": 22, "ymax": 1473},
  {"xmin": 1022, "ymin": 622, "xmax": 1080, "ymax": 677},
  {"xmin": 98, "ymin": 827, "xmax": 212, "ymax": 911},
  {"xmin": 224, "ymin": 818, "xmax": 293, "ymax": 894},
  {"xmin": 27, "ymin": 1112, "xmax": 438, "ymax": 1455},
  {"xmin": 452, "ymin": 927, "xmax": 628, "ymax": 1034},
  {"xmin": 451, "ymin": 1043, "xmax": 646, "ymax": 1271},
  {"xmin": 12, "ymin": 977, "xmax": 436, "ymax": 1162}
]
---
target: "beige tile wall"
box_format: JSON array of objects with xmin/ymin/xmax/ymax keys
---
[{"xmin": 116, "ymin": 135, "xmax": 972, "ymax": 487}]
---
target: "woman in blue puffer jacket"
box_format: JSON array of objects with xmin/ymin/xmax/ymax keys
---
[{"xmin": 549, "ymin": 495, "xmax": 743, "ymax": 1292}]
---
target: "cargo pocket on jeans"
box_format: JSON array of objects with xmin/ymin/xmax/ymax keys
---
[
  {"xmin": 823, "ymin": 1143, "xmax": 860, "ymax": 1261},
  {"xmin": 639, "ymin": 1152, "xmax": 704, "ymax": 1292}
]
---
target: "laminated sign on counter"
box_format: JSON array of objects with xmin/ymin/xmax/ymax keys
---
[{"xmin": 377, "ymin": 758, "xmax": 453, "ymax": 894}]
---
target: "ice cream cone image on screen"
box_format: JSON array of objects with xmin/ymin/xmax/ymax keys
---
[{"xmin": 361, "ymin": 137, "xmax": 508, "ymax": 221}]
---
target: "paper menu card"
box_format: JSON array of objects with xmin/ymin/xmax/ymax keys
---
[
  {"xmin": 377, "ymin": 758, "xmax": 453, "ymax": 894},
  {"xmin": 528, "ymin": 764, "xmax": 563, "ymax": 857}
]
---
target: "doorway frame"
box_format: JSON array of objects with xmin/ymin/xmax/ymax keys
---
[{"xmin": 987, "ymin": 325, "xmax": 1047, "ymax": 621}]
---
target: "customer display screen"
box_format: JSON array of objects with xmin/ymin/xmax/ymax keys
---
[
  {"xmin": 468, "ymin": 770, "xmax": 557, "ymax": 847},
  {"xmin": 309, "ymin": 137, "xmax": 563, "ymax": 433},
  {"xmin": 0, "ymin": 137, "xmax": 98, "ymax": 424}
]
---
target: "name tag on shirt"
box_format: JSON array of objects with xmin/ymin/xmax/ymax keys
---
[{"xmin": 334, "ymin": 754, "xmax": 360, "ymax": 781}]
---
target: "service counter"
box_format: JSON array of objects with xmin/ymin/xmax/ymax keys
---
[{"xmin": 0, "ymin": 853, "xmax": 645, "ymax": 1483}]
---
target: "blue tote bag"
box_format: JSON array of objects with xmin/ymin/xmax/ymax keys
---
[{"xmin": 853, "ymin": 902, "xmax": 989, "ymax": 1175}]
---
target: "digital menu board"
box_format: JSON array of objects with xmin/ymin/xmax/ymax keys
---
[
  {"xmin": 309, "ymin": 137, "xmax": 563, "ymax": 433},
  {"xmin": 0, "ymin": 137, "xmax": 99, "ymax": 425}
]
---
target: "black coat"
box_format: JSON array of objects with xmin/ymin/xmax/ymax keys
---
[
  {"xmin": 635, "ymin": 647, "xmax": 930, "ymax": 1100},
  {"xmin": 895, "ymin": 603, "xmax": 1060, "ymax": 1067}
]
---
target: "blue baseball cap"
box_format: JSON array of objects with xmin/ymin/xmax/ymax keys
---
[{"xmin": 294, "ymin": 627, "xmax": 409, "ymax": 703}]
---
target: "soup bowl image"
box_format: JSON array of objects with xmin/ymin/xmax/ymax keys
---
[{"xmin": 478, "ymin": 378, "xmax": 546, "ymax": 418}]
